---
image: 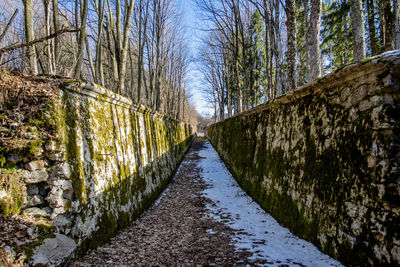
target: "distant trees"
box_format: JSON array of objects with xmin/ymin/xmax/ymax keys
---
[
  {"xmin": 196, "ymin": 0, "xmax": 400, "ymax": 122},
  {"xmin": 0, "ymin": 0, "xmax": 195, "ymax": 123}
]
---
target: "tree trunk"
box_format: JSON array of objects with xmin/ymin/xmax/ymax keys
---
[
  {"xmin": 52, "ymin": 0, "xmax": 59, "ymax": 73},
  {"xmin": 23, "ymin": 0, "xmax": 38, "ymax": 75},
  {"xmin": 306, "ymin": 0, "xmax": 322, "ymax": 82},
  {"xmin": 343, "ymin": 1, "xmax": 349, "ymax": 64},
  {"xmin": 350, "ymin": 0, "xmax": 366, "ymax": 61},
  {"xmin": 43, "ymin": 0, "xmax": 54, "ymax": 74},
  {"xmin": 73, "ymin": 0, "xmax": 88, "ymax": 78},
  {"xmin": 394, "ymin": 0, "xmax": 400, "ymax": 49},
  {"xmin": 382, "ymin": 0, "xmax": 394, "ymax": 51},
  {"xmin": 95, "ymin": 0, "xmax": 105, "ymax": 85},
  {"xmin": 117, "ymin": 0, "xmax": 135, "ymax": 94},
  {"xmin": 367, "ymin": 0, "xmax": 378, "ymax": 55},
  {"xmin": 285, "ymin": 0, "xmax": 297, "ymax": 92}
]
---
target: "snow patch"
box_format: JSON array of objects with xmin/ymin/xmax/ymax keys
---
[{"xmin": 199, "ymin": 142, "xmax": 343, "ymax": 267}]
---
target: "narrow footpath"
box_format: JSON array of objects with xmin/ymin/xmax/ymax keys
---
[{"xmin": 72, "ymin": 139, "xmax": 343, "ymax": 266}]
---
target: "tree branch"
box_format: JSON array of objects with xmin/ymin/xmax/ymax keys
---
[
  {"xmin": 0, "ymin": 26, "xmax": 80, "ymax": 54},
  {"xmin": 0, "ymin": 9, "xmax": 19, "ymax": 44}
]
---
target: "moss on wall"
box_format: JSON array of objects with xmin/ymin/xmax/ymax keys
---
[
  {"xmin": 207, "ymin": 52, "xmax": 400, "ymax": 266},
  {"xmin": 51, "ymin": 82, "xmax": 195, "ymax": 257}
]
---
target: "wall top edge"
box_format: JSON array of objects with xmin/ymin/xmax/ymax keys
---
[{"xmin": 60, "ymin": 80, "xmax": 190, "ymax": 125}]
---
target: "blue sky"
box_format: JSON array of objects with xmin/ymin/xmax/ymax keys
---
[{"xmin": 180, "ymin": 0, "xmax": 213, "ymax": 117}]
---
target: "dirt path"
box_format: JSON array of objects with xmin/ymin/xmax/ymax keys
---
[
  {"xmin": 71, "ymin": 139, "xmax": 342, "ymax": 266},
  {"xmin": 71, "ymin": 139, "xmax": 252, "ymax": 266}
]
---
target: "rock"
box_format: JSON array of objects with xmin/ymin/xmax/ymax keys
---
[
  {"xmin": 27, "ymin": 195, "xmax": 44, "ymax": 206},
  {"xmin": 7, "ymin": 154, "xmax": 22, "ymax": 164},
  {"xmin": 27, "ymin": 227, "xmax": 37, "ymax": 238},
  {"xmin": 25, "ymin": 160, "xmax": 45, "ymax": 171},
  {"xmin": 45, "ymin": 141, "xmax": 62, "ymax": 153},
  {"xmin": 22, "ymin": 207, "xmax": 49, "ymax": 217},
  {"xmin": 32, "ymin": 233, "xmax": 77, "ymax": 267},
  {"xmin": 46, "ymin": 187, "xmax": 66, "ymax": 210},
  {"xmin": 24, "ymin": 169, "xmax": 49, "ymax": 184},
  {"xmin": 27, "ymin": 184, "xmax": 39, "ymax": 196},
  {"xmin": 51, "ymin": 163, "xmax": 71, "ymax": 179},
  {"xmin": 48, "ymin": 178, "xmax": 74, "ymax": 200},
  {"xmin": 0, "ymin": 190, "xmax": 6, "ymax": 199},
  {"xmin": 51, "ymin": 208, "xmax": 66, "ymax": 219},
  {"xmin": 48, "ymin": 152, "xmax": 66, "ymax": 162},
  {"xmin": 53, "ymin": 215, "xmax": 73, "ymax": 228}
]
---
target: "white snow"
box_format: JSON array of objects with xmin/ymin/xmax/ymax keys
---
[{"xmin": 199, "ymin": 142, "xmax": 344, "ymax": 267}]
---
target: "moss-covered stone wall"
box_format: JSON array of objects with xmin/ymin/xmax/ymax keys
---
[
  {"xmin": 0, "ymin": 72, "xmax": 194, "ymax": 264},
  {"xmin": 52, "ymin": 81, "xmax": 194, "ymax": 254},
  {"xmin": 207, "ymin": 51, "xmax": 400, "ymax": 266}
]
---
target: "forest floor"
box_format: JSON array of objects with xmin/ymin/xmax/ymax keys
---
[{"xmin": 71, "ymin": 139, "xmax": 343, "ymax": 266}]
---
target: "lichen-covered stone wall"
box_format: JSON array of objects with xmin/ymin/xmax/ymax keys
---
[
  {"xmin": 50, "ymin": 82, "xmax": 194, "ymax": 254},
  {"xmin": 207, "ymin": 51, "xmax": 400, "ymax": 266},
  {"xmin": 0, "ymin": 75, "xmax": 194, "ymax": 264}
]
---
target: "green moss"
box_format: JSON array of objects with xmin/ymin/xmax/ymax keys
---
[
  {"xmin": 207, "ymin": 86, "xmax": 392, "ymax": 266},
  {"xmin": 0, "ymin": 168, "xmax": 26, "ymax": 215},
  {"xmin": 360, "ymin": 57, "xmax": 375, "ymax": 64},
  {"xmin": 27, "ymin": 139, "xmax": 44, "ymax": 157}
]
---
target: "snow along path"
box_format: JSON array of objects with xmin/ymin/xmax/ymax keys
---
[
  {"xmin": 72, "ymin": 139, "xmax": 343, "ymax": 266},
  {"xmin": 199, "ymin": 141, "xmax": 343, "ymax": 267}
]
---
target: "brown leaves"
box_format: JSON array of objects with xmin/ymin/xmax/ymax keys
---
[
  {"xmin": 72, "ymin": 140, "xmax": 253, "ymax": 266},
  {"xmin": 0, "ymin": 214, "xmax": 49, "ymax": 266},
  {"xmin": 0, "ymin": 68, "xmax": 69, "ymax": 153}
]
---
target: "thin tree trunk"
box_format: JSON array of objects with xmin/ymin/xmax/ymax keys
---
[
  {"xmin": 350, "ymin": 0, "xmax": 366, "ymax": 61},
  {"xmin": 382, "ymin": 0, "xmax": 394, "ymax": 51},
  {"xmin": 285, "ymin": 0, "xmax": 297, "ymax": 92},
  {"xmin": 23, "ymin": 0, "xmax": 38, "ymax": 75},
  {"xmin": 95, "ymin": 0, "xmax": 105, "ymax": 85},
  {"xmin": 73, "ymin": 0, "xmax": 88, "ymax": 78},
  {"xmin": 343, "ymin": 1, "xmax": 349, "ymax": 64},
  {"xmin": 306, "ymin": 0, "xmax": 322, "ymax": 81},
  {"xmin": 52, "ymin": 0, "xmax": 59, "ymax": 73},
  {"xmin": 117, "ymin": 0, "xmax": 135, "ymax": 94},
  {"xmin": 367, "ymin": 0, "xmax": 378, "ymax": 55},
  {"xmin": 85, "ymin": 35, "xmax": 95, "ymax": 79},
  {"xmin": 394, "ymin": 0, "xmax": 400, "ymax": 49},
  {"xmin": 44, "ymin": 0, "xmax": 54, "ymax": 74}
]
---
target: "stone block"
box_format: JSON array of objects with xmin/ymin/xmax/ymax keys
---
[
  {"xmin": 31, "ymin": 233, "xmax": 77, "ymax": 267},
  {"xmin": 22, "ymin": 207, "xmax": 49, "ymax": 217},
  {"xmin": 27, "ymin": 195, "xmax": 44, "ymax": 206},
  {"xmin": 25, "ymin": 160, "xmax": 45, "ymax": 171},
  {"xmin": 51, "ymin": 163, "xmax": 71, "ymax": 179},
  {"xmin": 24, "ymin": 169, "xmax": 49, "ymax": 184}
]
